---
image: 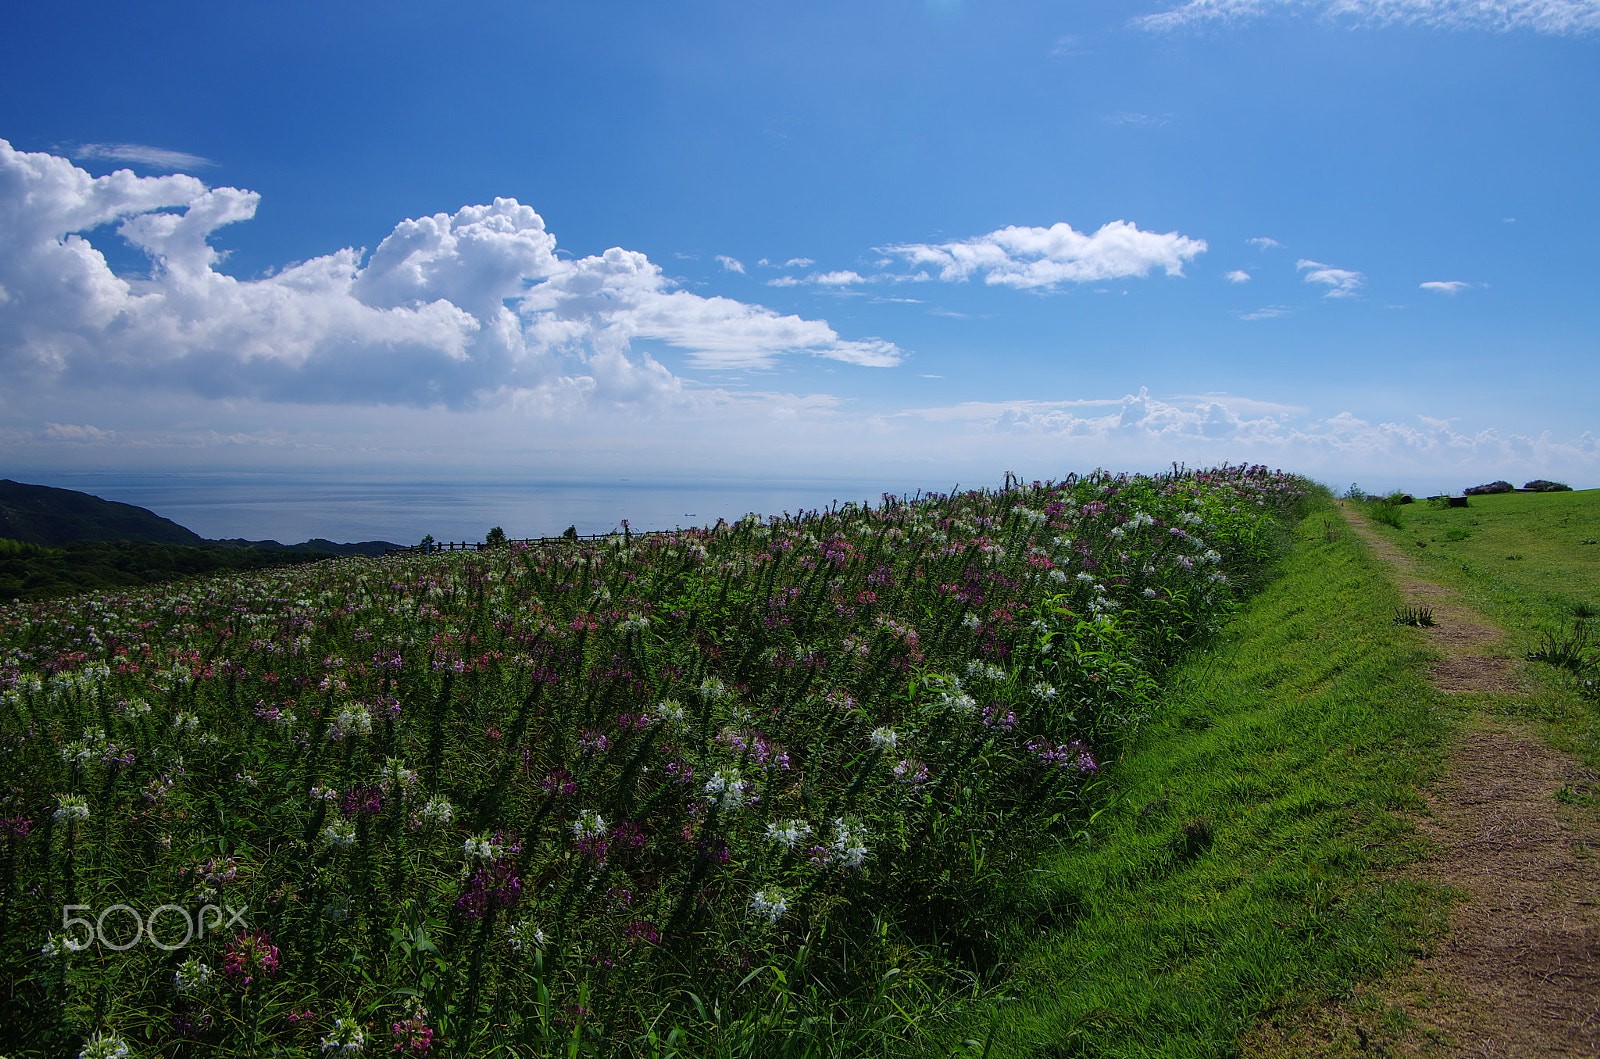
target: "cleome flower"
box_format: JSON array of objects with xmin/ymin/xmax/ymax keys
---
[
  {"xmin": 53, "ymin": 794, "xmax": 90, "ymax": 824},
  {"xmin": 320, "ymin": 1016, "xmax": 367, "ymax": 1053},
  {"xmin": 703, "ymin": 767, "xmax": 750, "ymax": 811},
  {"xmin": 322, "ymin": 819, "xmax": 357, "ymax": 849},
  {"xmin": 830, "ymin": 818, "xmax": 870, "ymax": 869},
  {"xmin": 749, "ymin": 888, "xmax": 789, "ymax": 925},
  {"xmin": 174, "ymin": 957, "xmax": 212, "ymax": 993},
  {"xmin": 764, "ymin": 819, "xmax": 812, "ymax": 849},
  {"xmin": 77, "ymin": 1030, "xmax": 132, "ymax": 1059},
  {"xmin": 463, "ymin": 834, "xmax": 503, "ymax": 862},
  {"xmin": 506, "ymin": 919, "xmax": 547, "ymax": 953},
  {"xmin": 868, "ymin": 726, "xmax": 898, "ymax": 751},
  {"xmin": 417, "ymin": 796, "xmax": 455, "ymax": 827},
  {"xmin": 573, "ymin": 809, "xmax": 607, "ymax": 840}
]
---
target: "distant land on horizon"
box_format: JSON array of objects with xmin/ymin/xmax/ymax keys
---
[{"xmin": 0, "ymin": 478, "xmax": 401, "ymax": 556}]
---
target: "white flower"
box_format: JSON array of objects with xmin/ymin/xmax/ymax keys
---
[
  {"xmin": 869, "ymin": 727, "xmax": 898, "ymax": 750},
  {"xmin": 507, "ymin": 920, "xmax": 547, "ymax": 953},
  {"xmin": 320, "ymin": 1016, "xmax": 367, "ymax": 1053},
  {"xmin": 961, "ymin": 613, "xmax": 981, "ymax": 629},
  {"xmin": 1049, "ymin": 569, "xmax": 1070, "ymax": 583},
  {"xmin": 172, "ymin": 712, "xmax": 199, "ymax": 733},
  {"xmin": 830, "ymin": 818, "xmax": 870, "ymax": 869},
  {"xmin": 329, "ymin": 706, "xmax": 373, "ymax": 742},
  {"xmin": 174, "ymin": 957, "xmax": 211, "ymax": 992},
  {"xmin": 765, "ymin": 820, "xmax": 812, "ymax": 849},
  {"xmin": 573, "ymin": 810, "xmax": 607, "ymax": 839},
  {"xmin": 418, "ymin": 796, "xmax": 454, "ymax": 826},
  {"xmin": 53, "ymin": 795, "xmax": 90, "ymax": 823},
  {"xmin": 379, "ymin": 759, "xmax": 418, "ymax": 788},
  {"xmin": 1032, "ymin": 682, "xmax": 1058, "ymax": 701},
  {"xmin": 78, "ymin": 1031, "xmax": 131, "ymax": 1059},
  {"xmin": 41, "ymin": 932, "xmax": 86, "ymax": 958},
  {"xmin": 750, "ymin": 889, "xmax": 789, "ymax": 925},
  {"xmin": 699, "ymin": 676, "xmax": 730, "ymax": 702},
  {"xmin": 322, "ymin": 819, "xmax": 357, "ymax": 849},
  {"xmin": 463, "ymin": 835, "xmax": 502, "ymax": 861},
  {"xmin": 656, "ymin": 699, "xmax": 686, "ymax": 725},
  {"xmin": 703, "ymin": 767, "xmax": 748, "ymax": 810}
]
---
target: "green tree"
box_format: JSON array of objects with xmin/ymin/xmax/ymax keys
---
[{"xmin": 485, "ymin": 526, "xmax": 507, "ymax": 548}]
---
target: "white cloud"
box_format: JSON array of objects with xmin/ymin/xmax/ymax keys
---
[
  {"xmin": 1237, "ymin": 305, "xmax": 1292, "ymax": 319},
  {"xmin": 811, "ymin": 270, "xmax": 871, "ymax": 286},
  {"xmin": 883, "ymin": 220, "xmax": 1206, "ymax": 289},
  {"xmin": 1297, "ymin": 258, "xmax": 1365, "ymax": 297},
  {"xmin": 1105, "ymin": 111, "xmax": 1169, "ymax": 128},
  {"xmin": 899, "ymin": 388, "xmax": 1600, "ymax": 489},
  {"xmin": 1247, "ymin": 236, "xmax": 1283, "ymax": 249},
  {"xmin": 0, "ymin": 140, "xmax": 902, "ymax": 416},
  {"xmin": 1135, "ymin": 0, "xmax": 1600, "ymax": 35},
  {"xmin": 783, "ymin": 257, "xmax": 815, "ymax": 268},
  {"xmin": 73, "ymin": 143, "xmax": 215, "ymax": 170},
  {"xmin": 1420, "ymin": 280, "xmax": 1471, "ymax": 294},
  {"xmin": 1224, "ymin": 269, "xmax": 1252, "ymax": 283},
  {"xmin": 715, "ymin": 254, "xmax": 745, "ymax": 273}
]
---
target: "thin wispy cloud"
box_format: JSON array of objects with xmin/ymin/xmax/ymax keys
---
[
  {"xmin": 1105, "ymin": 111, "xmax": 1169, "ymax": 128},
  {"xmin": 1247, "ymin": 236, "xmax": 1283, "ymax": 250},
  {"xmin": 715, "ymin": 254, "xmax": 745, "ymax": 273},
  {"xmin": 1238, "ymin": 305, "xmax": 1293, "ymax": 319},
  {"xmin": 73, "ymin": 142, "xmax": 215, "ymax": 170},
  {"xmin": 1420, "ymin": 280, "xmax": 1472, "ymax": 294},
  {"xmin": 1224, "ymin": 269, "xmax": 1252, "ymax": 283},
  {"xmin": 1135, "ymin": 0, "xmax": 1600, "ymax": 35},
  {"xmin": 1297, "ymin": 258, "xmax": 1365, "ymax": 297}
]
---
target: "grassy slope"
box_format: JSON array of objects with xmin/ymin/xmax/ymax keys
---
[{"xmin": 930, "ymin": 493, "xmax": 1456, "ymax": 1058}]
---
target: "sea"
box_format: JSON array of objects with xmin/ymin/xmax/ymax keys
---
[{"xmin": 8, "ymin": 470, "xmax": 961, "ymax": 547}]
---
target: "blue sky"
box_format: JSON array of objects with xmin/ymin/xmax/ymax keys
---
[{"xmin": 2, "ymin": 0, "xmax": 1597, "ymax": 500}]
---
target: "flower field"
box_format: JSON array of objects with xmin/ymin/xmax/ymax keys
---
[{"xmin": 0, "ymin": 466, "xmax": 1308, "ymax": 1057}]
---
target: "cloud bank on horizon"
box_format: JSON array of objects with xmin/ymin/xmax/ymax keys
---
[{"xmin": 1135, "ymin": 0, "xmax": 1600, "ymax": 34}]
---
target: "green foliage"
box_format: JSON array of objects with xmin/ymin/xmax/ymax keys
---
[
  {"xmin": 0, "ymin": 538, "xmax": 331, "ymax": 603},
  {"xmin": 937, "ymin": 490, "xmax": 1455, "ymax": 1058},
  {"xmin": 485, "ymin": 527, "xmax": 508, "ymax": 548},
  {"xmin": 0, "ymin": 466, "xmax": 1310, "ymax": 1057}
]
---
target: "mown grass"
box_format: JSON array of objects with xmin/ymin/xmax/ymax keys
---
[
  {"xmin": 929, "ymin": 491, "xmax": 1458, "ymax": 1059},
  {"xmin": 1358, "ymin": 487, "xmax": 1600, "ymax": 760}
]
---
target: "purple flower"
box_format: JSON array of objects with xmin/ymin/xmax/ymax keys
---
[{"xmin": 540, "ymin": 769, "xmax": 576, "ymax": 796}]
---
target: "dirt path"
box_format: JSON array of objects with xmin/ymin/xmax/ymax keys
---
[{"xmin": 1248, "ymin": 504, "xmax": 1600, "ymax": 1058}]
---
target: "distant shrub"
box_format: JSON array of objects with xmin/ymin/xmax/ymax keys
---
[
  {"xmin": 1523, "ymin": 480, "xmax": 1573, "ymax": 492},
  {"xmin": 1363, "ymin": 499, "xmax": 1404, "ymax": 528},
  {"xmin": 1465, "ymin": 480, "xmax": 1514, "ymax": 496}
]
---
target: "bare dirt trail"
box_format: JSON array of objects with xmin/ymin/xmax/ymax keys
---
[{"xmin": 1248, "ymin": 504, "xmax": 1600, "ymax": 1058}]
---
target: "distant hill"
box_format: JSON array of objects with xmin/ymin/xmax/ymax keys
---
[
  {"xmin": 0, "ymin": 479, "xmax": 205, "ymax": 547},
  {"xmin": 0, "ymin": 479, "xmax": 401, "ymax": 555},
  {"xmin": 210, "ymin": 538, "xmax": 400, "ymax": 558}
]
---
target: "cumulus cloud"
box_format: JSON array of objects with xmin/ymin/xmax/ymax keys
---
[
  {"xmin": 1135, "ymin": 0, "xmax": 1600, "ymax": 35},
  {"xmin": 715, "ymin": 254, "xmax": 745, "ymax": 273},
  {"xmin": 883, "ymin": 220, "xmax": 1206, "ymax": 289},
  {"xmin": 1420, "ymin": 280, "xmax": 1471, "ymax": 294},
  {"xmin": 73, "ymin": 143, "xmax": 215, "ymax": 170},
  {"xmin": 0, "ymin": 140, "xmax": 902, "ymax": 414},
  {"xmin": 1224, "ymin": 269, "xmax": 1252, "ymax": 283},
  {"xmin": 1247, "ymin": 236, "xmax": 1283, "ymax": 250},
  {"xmin": 1297, "ymin": 258, "xmax": 1365, "ymax": 297}
]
